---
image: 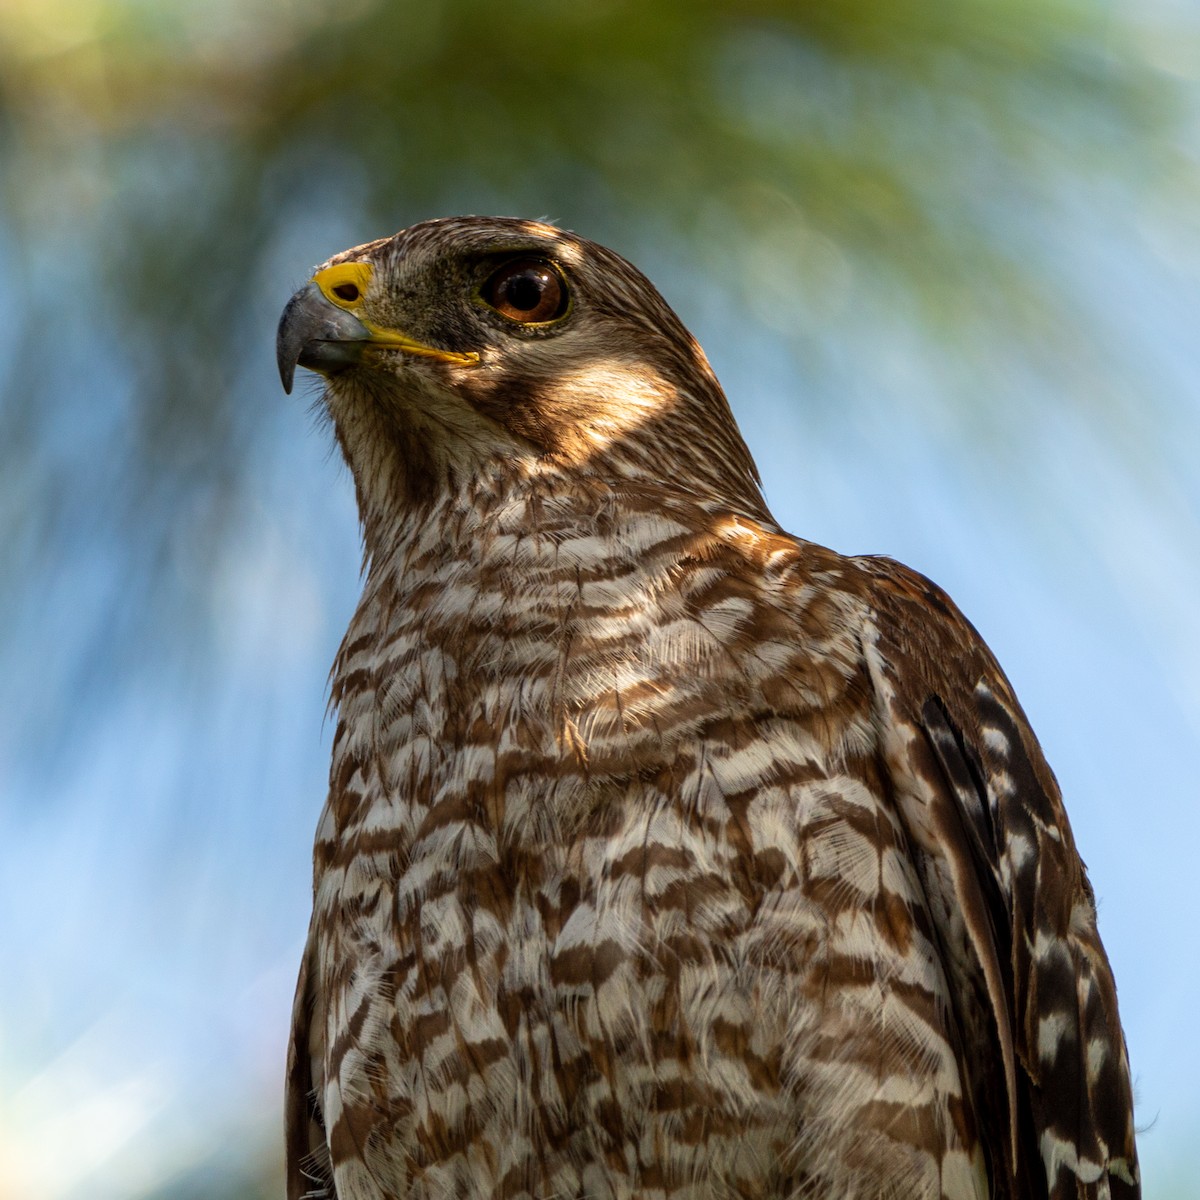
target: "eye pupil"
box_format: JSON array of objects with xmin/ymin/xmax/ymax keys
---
[
  {"xmin": 483, "ymin": 258, "xmax": 568, "ymax": 324},
  {"xmin": 333, "ymin": 283, "xmax": 360, "ymax": 301},
  {"xmin": 503, "ymin": 274, "xmax": 545, "ymax": 312}
]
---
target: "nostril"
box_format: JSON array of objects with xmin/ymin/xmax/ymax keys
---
[{"xmin": 333, "ymin": 283, "xmax": 360, "ymax": 302}]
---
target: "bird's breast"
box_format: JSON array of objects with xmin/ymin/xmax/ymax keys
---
[{"xmin": 311, "ymin": 519, "xmax": 978, "ymax": 1199}]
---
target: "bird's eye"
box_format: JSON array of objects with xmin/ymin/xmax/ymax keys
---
[
  {"xmin": 332, "ymin": 283, "xmax": 360, "ymax": 302},
  {"xmin": 481, "ymin": 259, "xmax": 569, "ymax": 325}
]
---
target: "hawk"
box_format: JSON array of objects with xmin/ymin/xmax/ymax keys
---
[{"xmin": 276, "ymin": 216, "xmax": 1139, "ymax": 1200}]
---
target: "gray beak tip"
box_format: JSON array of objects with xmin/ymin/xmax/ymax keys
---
[
  {"xmin": 276, "ymin": 288, "xmax": 309, "ymax": 395},
  {"xmin": 276, "ymin": 281, "xmax": 370, "ymax": 395}
]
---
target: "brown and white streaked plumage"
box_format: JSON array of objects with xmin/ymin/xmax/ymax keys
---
[{"xmin": 276, "ymin": 216, "xmax": 1139, "ymax": 1200}]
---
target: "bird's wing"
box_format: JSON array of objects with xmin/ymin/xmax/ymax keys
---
[
  {"xmin": 286, "ymin": 926, "xmax": 335, "ymax": 1200},
  {"xmin": 858, "ymin": 556, "xmax": 1139, "ymax": 1200}
]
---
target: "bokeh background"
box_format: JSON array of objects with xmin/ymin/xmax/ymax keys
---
[{"xmin": 2, "ymin": 1, "xmax": 1198, "ymax": 1196}]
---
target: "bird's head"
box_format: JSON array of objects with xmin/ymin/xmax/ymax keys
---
[{"xmin": 277, "ymin": 216, "xmax": 763, "ymax": 532}]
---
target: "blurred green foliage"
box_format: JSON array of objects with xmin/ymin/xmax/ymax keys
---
[{"xmin": 0, "ymin": 0, "xmax": 1181, "ymax": 491}]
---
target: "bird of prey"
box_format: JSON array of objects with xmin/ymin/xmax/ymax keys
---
[{"xmin": 276, "ymin": 216, "xmax": 1139, "ymax": 1200}]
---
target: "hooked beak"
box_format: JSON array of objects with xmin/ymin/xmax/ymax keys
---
[{"xmin": 276, "ymin": 283, "xmax": 371, "ymax": 394}]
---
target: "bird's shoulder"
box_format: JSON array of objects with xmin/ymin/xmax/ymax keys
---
[
  {"xmin": 710, "ymin": 519, "xmax": 1138, "ymax": 1198},
  {"xmin": 704, "ymin": 515, "xmax": 1007, "ymax": 692}
]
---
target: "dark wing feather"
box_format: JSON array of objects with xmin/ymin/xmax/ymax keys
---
[
  {"xmin": 859, "ymin": 556, "xmax": 1139, "ymax": 1200},
  {"xmin": 286, "ymin": 930, "xmax": 335, "ymax": 1200}
]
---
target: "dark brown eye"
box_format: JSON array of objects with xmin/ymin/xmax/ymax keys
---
[
  {"xmin": 332, "ymin": 282, "xmax": 360, "ymax": 302},
  {"xmin": 481, "ymin": 258, "xmax": 568, "ymax": 324}
]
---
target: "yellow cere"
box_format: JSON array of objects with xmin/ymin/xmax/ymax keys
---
[{"xmin": 313, "ymin": 262, "xmax": 375, "ymax": 309}]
